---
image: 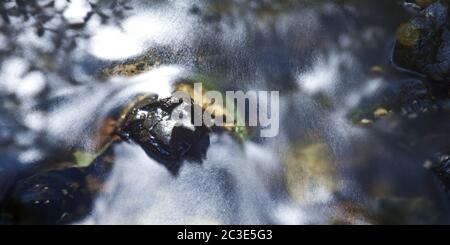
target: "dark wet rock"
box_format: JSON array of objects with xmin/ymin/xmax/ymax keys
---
[
  {"xmin": 120, "ymin": 96, "xmax": 210, "ymax": 174},
  {"xmin": 0, "ymin": 147, "xmax": 115, "ymax": 225},
  {"xmin": 6, "ymin": 168, "xmax": 93, "ymax": 225},
  {"xmin": 431, "ymin": 153, "xmax": 450, "ymax": 192},
  {"xmin": 393, "ymin": 1, "xmax": 450, "ymax": 81}
]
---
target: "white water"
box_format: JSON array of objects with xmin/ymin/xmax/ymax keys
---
[
  {"xmin": 80, "ymin": 135, "xmax": 288, "ymax": 225},
  {"xmin": 45, "ymin": 65, "xmax": 186, "ymax": 150},
  {"xmin": 2, "ymin": 0, "xmax": 449, "ymax": 225},
  {"xmin": 62, "ymin": 60, "xmax": 366, "ymax": 224},
  {"xmin": 36, "ymin": 1, "xmax": 382, "ymax": 224}
]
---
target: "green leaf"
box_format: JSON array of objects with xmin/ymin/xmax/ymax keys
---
[{"xmin": 73, "ymin": 151, "xmax": 96, "ymax": 168}]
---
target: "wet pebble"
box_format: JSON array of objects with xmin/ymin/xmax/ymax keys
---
[{"xmin": 120, "ymin": 96, "xmax": 210, "ymax": 174}]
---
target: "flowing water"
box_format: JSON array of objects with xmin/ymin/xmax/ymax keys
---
[{"xmin": 1, "ymin": 0, "xmax": 450, "ymax": 224}]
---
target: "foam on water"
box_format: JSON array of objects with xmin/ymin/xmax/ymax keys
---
[
  {"xmin": 40, "ymin": 1, "xmax": 381, "ymax": 224},
  {"xmin": 79, "ymin": 135, "xmax": 289, "ymax": 224},
  {"xmin": 72, "ymin": 56, "xmax": 368, "ymax": 224},
  {"xmin": 45, "ymin": 65, "xmax": 186, "ymax": 150},
  {"xmin": 79, "ymin": 2, "xmax": 368, "ymax": 224}
]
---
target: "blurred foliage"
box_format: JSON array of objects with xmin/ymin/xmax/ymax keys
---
[{"xmin": 0, "ymin": 0, "xmax": 133, "ymax": 86}]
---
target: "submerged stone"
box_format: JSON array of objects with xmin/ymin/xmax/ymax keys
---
[
  {"xmin": 282, "ymin": 140, "xmax": 338, "ymax": 204},
  {"xmin": 7, "ymin": 168, "xmax": 92, "ymax": 224},
  {"xmin": 1, "ymin": 148, "xmax": 114, "ymax": 225}
]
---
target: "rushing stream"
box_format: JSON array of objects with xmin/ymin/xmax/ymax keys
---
[{"xmin": 1, "ymin": 0, "xmax": 450, "ymax": 224}]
